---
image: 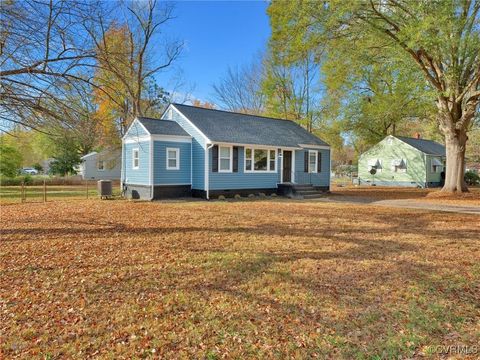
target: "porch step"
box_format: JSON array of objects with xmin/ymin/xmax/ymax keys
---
[
  {"xmin": 292, "ymin": 184, "xmax": 326, "ymax": 199},
  {"xmin": 278, "ymin": 183, "xmax": 327, "ymax": 199}
]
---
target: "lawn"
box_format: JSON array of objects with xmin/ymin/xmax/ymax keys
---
[
  {"xmin": 332, "ymin": 185, "xmax": 480, "ymax": 206},
  {"xmin": 1, "ymin": 199, "xmax": 479, "ymax": 359}
]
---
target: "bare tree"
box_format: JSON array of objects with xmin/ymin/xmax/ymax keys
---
[
  {"xmin": 212, "ymin": 59, "xmax": 265, "ymax": 114},
  {"xmin": 0, "ymin": 0, "xmax": 99, "ymax": 131},
  {"xmin": 88, "ymin": 0, "xmax": 183, "ymax": 138}
]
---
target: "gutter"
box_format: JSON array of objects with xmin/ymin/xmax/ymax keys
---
[{"xmin": 205, "ymin": 143, "xmax": 214, "ymax": 200}]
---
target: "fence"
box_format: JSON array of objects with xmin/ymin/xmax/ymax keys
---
[{"xmin": 1, "ymin": 179, "xmax": 122, "ymax": 204}]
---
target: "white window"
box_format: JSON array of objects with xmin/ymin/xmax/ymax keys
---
[
  {"xmin": 245, "ymin": 148, "xmax": 252, "ymax": 171},
  {"xmin": 97, "ymin": 160, "xmax": 105, "ymax": 171},
  {"xmin": 167, "ymin": 108, "xmax": 173, "ymax": 120},
  {"xmin": 391, "ymin": 159, "xmax": 407, "ymax": 173},
  {"xmin": 219, "ymin": 146, "xmax": 232, "ymax": 172},
  {"xmin": 254, "ymin": 149, "xmax": 268, "ymax": 171},
  {"xmin": 244, "ymin": 148, "xmax": 277, "ymax": 172},
  {"xmin": 132, "ymin": 148, "xmax": 139, "ymax": 169},
  {"xmin": 367, "ymin": 159, "xmax": 382, "ymax": 172},
  {"xmin": 308, "ymin": 151, "xmax": 318, "ymax": 173},
  {"xmin": 431, "ymin": 158, "xmax": 443, "ymax": 173},
  {"xmin": 269, "ymin": 150, "xmax": 276, "ymax": 171},
  {"xmin": 166, "ymin": 148, "xmax": 180, "ymax": 170}
]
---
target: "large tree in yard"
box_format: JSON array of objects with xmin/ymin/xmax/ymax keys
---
[{"xmin": 269, "ymin": 0, "xmax": 480, "ymax": 192}]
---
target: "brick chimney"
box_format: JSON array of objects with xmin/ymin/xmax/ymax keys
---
[{"xmin": 413, "ymin": 132, "xmax": 421, "ymax": 139}]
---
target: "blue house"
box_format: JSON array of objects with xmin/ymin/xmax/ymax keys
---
[{"xmin": 121, "ymin": 104, "xmax": 331, "ymax": 199}]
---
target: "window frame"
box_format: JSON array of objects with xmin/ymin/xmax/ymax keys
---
[
  {"xmin": 368, "ymin": 159, "xmax": 382, "ymax": 173},
  {"xmin": 308, "ymin": 150, "xmax": 318, "ymax": 173},
  {"xmin": 244, "ymin": 147, "xmax": 277, "ymax": 173},
  {"xmin": 218, "ymin": 145, "xmax": 233, "ymax": 173},
  {"xmin": 431, "ymin": 158, "xmax": 443, "ymax": 173},
  {"xmin": 97, "ymin": 159, "xmax": 105, "ymax": 171},
  {"xmin": 166, "ymin": 147, "xmax": 180, "ymax": 170},
  {"xmin": 132, "ymin": 148, "xmax": 139, "ymax": 169}
]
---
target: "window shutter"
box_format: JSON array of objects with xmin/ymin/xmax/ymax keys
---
[
  {"xmin": 212, "ymin": 145, "xmax": 218, "ymax": 172},
  {"xmin": 304, "ymin": 151, "xmax": 308, "ymax": 172},
  {"xmin": 317, "ymin": 152, "xmax": 322, "ymax": 173},
  {"xmin": 233, "ymin": 146, "xmax": 239, "ymax": 172}
]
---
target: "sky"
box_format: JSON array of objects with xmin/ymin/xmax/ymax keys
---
[{"xmin": 156, "ymin": 1, "xmax": 271, "ymax": 103}]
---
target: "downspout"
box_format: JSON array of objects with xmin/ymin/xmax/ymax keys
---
[
  {"xmin": 205, "ymin": 143, "xmax": 214, "ymax": 200},
  {"xmin": 150, "ymin": 136, "xmax": 154, "ymax": 200},
  {"xmin": 423, "ymin": 153, "xmax": 427, "ymax": 188},
  {"xmin": 121, "ymin": 140, "xmax": 125, "ymax": 197},
  {"xmin": 329, "ymin": 147, "xmax": 332, "ymax": 192}
]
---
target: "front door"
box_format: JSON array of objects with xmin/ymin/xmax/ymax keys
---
[{"xmin": 283, "ymin": 151, "xmax": 292, "ymax": 183}]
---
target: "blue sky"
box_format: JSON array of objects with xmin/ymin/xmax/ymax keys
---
[{"xmin": 157, "ymin": 1, "xmax": 271, "ymax": 103}]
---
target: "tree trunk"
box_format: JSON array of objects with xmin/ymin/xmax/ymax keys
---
[{"xmin": 441, "ymin": 130, "xmax": 468, "ymax": 193}]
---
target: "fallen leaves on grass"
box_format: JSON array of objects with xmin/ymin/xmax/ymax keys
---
[{"xmin": 1, "ymin": 200, "xmax": 479, "ymax": 359}]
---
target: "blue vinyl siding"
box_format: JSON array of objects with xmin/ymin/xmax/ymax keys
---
[
  {"xmin": 124, "ymin": 141, "xmax": 150, "ymax": 185},
  {"xmin": 124, "ymin": 119, "xmax": 149, "ymax": 138},
  {"xmin": 191, "ymin": 139, "xmax": 205, "ymax": 190},
  {"xmin": 165, "ymin": 106, "xmax": 206, "ymax": 190},
  {"xmin": 208, "ymin": 146, "xmax": 281, "ymax": 190},
  {"xmin": 153, "ymin": 141, "xmax": 191, "ymax": 185},
  {"xmin": 294, "ymin": 148, "xmax": 330, "ymax": 186}
]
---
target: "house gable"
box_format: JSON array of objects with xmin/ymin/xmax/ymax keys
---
[{"xmin": 358, "ymin": 135, "xmax": 427, "ymax": 186}]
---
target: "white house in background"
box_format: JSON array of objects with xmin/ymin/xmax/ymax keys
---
[{"xmin": 78, "ymin": 148, "xmax": 121, "ymax": 180}]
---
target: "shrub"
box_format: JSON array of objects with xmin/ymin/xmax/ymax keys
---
[
  {"xmin": 217, "ymin": 195, "xmax": 226, "ymax": 200},
  {"xmin": 0, "ymin": 144, "xmax": 22, "ymax": 177},
  {"xmin": 248, "ymin": 194, "xmax": 255, "ymax": 198},
  {"xmin": 465, "ymin": 171, "xmax": 480, "ymax": 186},
  {"xmin": 0, "ymin": 175, "xmax": 33, "ymax": 186},
  {"xmin": 234, "ymin": 194, "xmax": 241, "ymax": 200}
]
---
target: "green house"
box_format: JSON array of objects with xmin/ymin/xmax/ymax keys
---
[{"xmin": 358, "ymin": 135, "xmax": 446, "ymax": 188}]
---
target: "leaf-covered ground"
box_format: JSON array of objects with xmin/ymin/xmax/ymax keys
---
[
  {"xmin": 334, "ymin": 186, "xmax": 480, "ymax": 206},
  {"xmin": 1, "ymin": 199, "xmax": 479, "ymax": 359}
]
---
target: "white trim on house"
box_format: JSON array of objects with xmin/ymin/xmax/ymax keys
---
[
  {"xmin": 218, "ymin": 145, "xmax": 233, "ymax": 173},
  {"xmin": 215, "ymin": 141, "xmax": 299, "ymax": 150},
  {"xmin": 80, "ymin": 152, "xmax": 98, "ymax": 160},
  {"xmin": 205, "ymin": 143, "xmax": 214, "ymax": 199},
  {"xmin": 166, "ymin": 147, "xmax": 180, "ymax": 170},
  {"xmin": 124, "ymin": 134, "xmax": 191, "ymax": 144},
  {"xmin": 132, "ymin": 148, "xmax": 139, "ymax": 169},
  {"xmin": 152, "ymin": 135, "xmax": 192, "ymax": 142},
  {"xmin": 308, "ymin": 150, "xmax": 318, "ymax": 173},
  {"xmin": 150, "ymin": 137, "xmax": 154, "ymax": 196},
  {"xmin": 122, "ymin": 118, "xmax": 151, "ymax": 140},
  {"xmin": 292, "ymin": 150, "xmax": 296, "ymax": 183},
  {"xmin": 154, "ymin": 183, "xmax": 191, "ymax": 186},
  {"xmin": 298, "ymin": 144, "xmax": 330, "ymax": 150},
  {"xmin": 190, "ymin": 140, "xmax": 193, "ymax": 185},
  {"xmin": 121, "ymin": 141, "xmax": 125, "ymax": 184},
  {"xmin": 243, "ymin": 147, "xmax": 277, "ymax": 173},
  {"xmin": 171, "ymin": 104, "xmax": 211, "ymax": 146}
]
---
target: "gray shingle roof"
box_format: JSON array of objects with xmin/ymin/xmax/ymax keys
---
[
  {"xmin": 172, "ymin": 104, "xmax": 329, "ymax": 147},
  {"xmin": 137, "ymin": 117, "xmax": 190, "ymax": 137},
  {"xmin": 396, "ymin": 136, "xmax": 445, "ymax": 156}
]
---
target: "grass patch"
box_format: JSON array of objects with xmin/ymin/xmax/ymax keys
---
[{"xmin": 1, "ymin": 200, "xmax": 479, "ymax": 358}]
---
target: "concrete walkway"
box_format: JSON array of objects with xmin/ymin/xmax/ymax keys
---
[{"xmin": 315, "ymin": 196, "xmax": 480, "ymax": 215}]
